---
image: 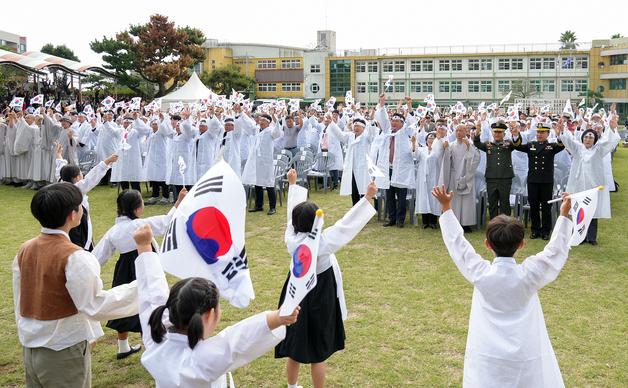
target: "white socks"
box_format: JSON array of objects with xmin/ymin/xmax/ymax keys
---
[
  {"xmin": 118, "ymin": 338, "xmax": 131, "ymax": 353},
  {"xmin": 288, "ymin": 384, "xmax": 299, "ymax": 388}
]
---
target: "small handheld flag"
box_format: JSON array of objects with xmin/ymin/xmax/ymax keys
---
[
  {"xmin": 30, "ymin": 94, "xmax": 44, "ymax": 105},
  {"xmin": 547, "ymin": 186, "xmax": 602, "ymax": 246},
  {"xmin": 9, "ymin": 97, "xmax": 24, "ymax": 109},
  {"xmin": 499, "ymin": 90, "xmax": 512, "ymax": 106},
  {"xmin": 178, "ymin": 156, "xmax": 187, "ymax": 184},
  {"xmin": 279, "ymin": 209, "xmax": 324, "ymax": 317},
  {"xmin": 366, "ymin": 154, "xmax": 384, "ymax": 181}
]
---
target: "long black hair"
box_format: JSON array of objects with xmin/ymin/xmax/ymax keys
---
[
  {"xmin": 116, "ymin": 189, "xmax": 143, "ymax": 220},
  {"xmin": 148, "ymin": 278, "xmax": 219, "ymax": 349}
]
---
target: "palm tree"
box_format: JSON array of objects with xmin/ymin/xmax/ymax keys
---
[
  {"xmin": 611, "ymin": 33, "xmax": 623, "ymax": 39},
  {"xmin": 559, "ymin": 30, "xmax": 578, "ymax": 50}
]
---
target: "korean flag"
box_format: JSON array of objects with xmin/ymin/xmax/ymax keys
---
[
  {"xmin": 280, "ymin": 209, "xmax": 324, "ymax": 317},
  {"xmin": 568, "ymin": 186, "xmax": 601, "ymax": 246},
  {"xmin": 160, "ymin": 160, "xmax": 254, "ymax": 308}
]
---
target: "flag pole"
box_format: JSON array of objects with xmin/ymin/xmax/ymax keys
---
[{"xmin": 547, "ymin": 186, "xmax": 604, "ymax": 204}]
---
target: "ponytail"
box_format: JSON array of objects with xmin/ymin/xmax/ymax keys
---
[
  {"xmin": 148, "ymin": 304, "xmax": 168, "ymax": 344},
  {"xmin": 186, "ymin": 312, "xmax": 205, "ymax": 349}
]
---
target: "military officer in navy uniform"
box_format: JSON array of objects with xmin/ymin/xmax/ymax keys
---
[
  {"xmin": 512, "ymin": 122, "xmax": 565, "ymax": 239},
  {"xmin": 474, "ymin": 120, "xmax": 521, "ymax": 219}
]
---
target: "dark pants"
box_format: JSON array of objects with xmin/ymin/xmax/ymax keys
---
[
  {"xmin": 386, "ymin": 169, "xmax": 407, "ymax": 224},
  {"xmin": 120, "ymin": 181, "xmax": 141, "ymax": 191},
  {"xmin": 99, "ymin": 168, "xmax": 111, "ymax": 185},
  {"xmin": 330, "ymin": 170, "xmax": 339, "ymax": 189},
  {"xmin": 150, "ymin": 181, "xmax": 169, "ymax": 198},
  {"xmin": 586, "ymin": 218, "xmax": 598, "ymax": 243},
  {"xmin": 486, "ymin": 178, "xmax": 512, "ymax": 219},
  {"xmin": 173, "ymin": 185, "xmax": 192, "ymax": 199},
  {"xmin": 528, "ymin": 182, "xmax": 553, "ymax": 235},
  {"xmin": 422, "ymin": 213, "xmax": 438, "ymax": 226},
  {"xmin": 351, "ymin": 173, "xmax": 362, "ymax": 206},
  {"xmin": 284, "ymin": 147, "xmax": 297, "ymax": 156},
  {"xmin": 254, "ymin": 186, "xmax": 276, "ymax": 210}
]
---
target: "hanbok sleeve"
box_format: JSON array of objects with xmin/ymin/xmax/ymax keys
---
[
  {"xmin": 13, "ymin": 119, "xmax": 34, "ymax": 155},
  {"xmin": 375, "ymin": 107, "xmax": 391, "ymax": 133},
  {"xmin": 92, "ymin": 229, "xmax": 116, "ymax": 266},
  {"xmin": 75, "ymin": 161, "xmax": 110, "ymax": 194},
  {"xmin": 285, "ymin": 185, "xmax": 308, "ymax": 243},
  {"xmin": 270, "ymin": 122, "xmax": 283, "ymax": 139},
  {"xmin": 559, "ymin": 130, "xmax": 582, "ymax": 156},
  {"xmin": 520, "ymin": 215, "xmax": 572, "ymax": 290},
  {"xmin": 141, "ymin": 207, "xmax": 176, "ymax": 236},
  {"xmin": 595, "ymin": 127, "xmax": 621, "ymax": 158},
  {"xmin": 134, "ymin": 252, "xmax": 170, "ymax": 350},
  {"xmin": 438, "ymin": 209, "xmax": 491, "ymax": 283},
  {"xmin": 328, "ymin": 121, "xmax": 350, "ymax": 144},
  {"xmin": 319, "ymin": 197, "xmax": 376, "ymax": 255},
  {"xmin": 55, "ymin": 158, "xmax": 68, "ymax": 182}
]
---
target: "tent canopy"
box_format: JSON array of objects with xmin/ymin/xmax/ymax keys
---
[{"xmin": 161, "ymin": 72, "xmax": 211, "ymax": 103}]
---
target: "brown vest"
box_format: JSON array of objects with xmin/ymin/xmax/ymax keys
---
[{"xmin": 17, "ymin": 233, "xmax": 82, "ymax": 320}]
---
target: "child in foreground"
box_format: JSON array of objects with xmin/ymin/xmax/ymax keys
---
[
  {"xmin": 132, "ymin": 224, "xmax": 299, "ymax": 388},
  {"xmin": 432, "ymin": 184, "xmax": 572, "ymax": 388}
]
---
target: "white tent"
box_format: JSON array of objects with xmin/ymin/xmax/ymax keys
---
[{"xmin": 161, "ymin": 72, "xmax": 211, "ymax": 104}]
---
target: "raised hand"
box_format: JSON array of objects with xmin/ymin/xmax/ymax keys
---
[
  {"xmin": 133, "ymin": 224, "xmax": 154, "ymax": 253},
  {"xmin": 287, "ymin": 168, "xmax": 297, "ymax": 185},
  {"xmin": 431, "ymin": 184, "xmax": 454, "ymax": 211}
]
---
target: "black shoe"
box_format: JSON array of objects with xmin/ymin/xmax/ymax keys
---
[
  {"xmin": 267, "ymin": 208, "xmax": 276, "ymax": 215},
  {"xmin": 117, "ymin": 345, "xmax": 142, "ymax": 360},
  {"xmin": 429, "ymin": 224, "xmax": 438, "ymax": 229},
  {"xmin": 542, "ymin": 234, "xmax": 550, "ymax": 241},
  {"xmin": 589, "ymin": 240, "xmax": 598, "ymax": 246},
  {"xmin": 530, "ymin": 232, "xmax": 540, "ymax": 239},
  {"xmin": 383, "ymin": 221, "xmax": 396, "ymax": 227},
  {"xmin": 422, "ymin": 224, "xmax": 429, "ymax": 229},
  {"xmin": 248, "ymin": 208, "xmax": 263, "ymax": 213},
  {"xmin": 463, "ymin": 226, "xmax": 473, "ymax": 233}
]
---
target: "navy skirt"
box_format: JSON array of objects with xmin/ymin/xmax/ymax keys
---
[{"xmin": 106, "ymin": 250, "xmax": 141, "ymax": 333}]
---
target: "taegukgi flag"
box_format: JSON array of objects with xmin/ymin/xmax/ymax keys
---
[
  {"xmin": 160, "ymin": 160, "xmax": 254, "ymax": 308},
  {"xmin": 279, "ymin": 209, "xmax": 324, "ymax": 317},
  {"xmin": 568, "ymin": 186, "xmax": 601, "ymax": 246}
]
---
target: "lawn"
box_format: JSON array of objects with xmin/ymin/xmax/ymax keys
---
[{"xmin": 0, "ymin": 149, "xmax": 626, "ymax": 387}]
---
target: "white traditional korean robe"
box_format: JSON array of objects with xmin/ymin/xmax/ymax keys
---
[
  {"xmin": 316, "ymin": 122, "xmax": 344, "ymax": 172},
  {"xmin": 142, "ymin": 118, "xmax": 173, "ymax": 182},
  {"xmin": 328, "ymin": 121, "xmax": 376, "ymax": 196},
  {"xmin": 439, "ymin": 140, "xmax": 481, "ymax": 226},
  {"xmin": 242, "ymin": 120, "xmax": 283, "ymax": 188},
  {"xmin": 165, "ymin": 119, "xmax": 197, "ymax": 186},
  {"xmin": 111, "ymin": 122, "xmax": 150, "ymax": 183},
  {"xmin": 95, "ymin": 120, "xmax": 124, "ymax": 163},
  {"xmin": 211, "ymin": 115, "xmax": 246, "ymax": 178},
  {"xmin": 134, "ymin": 251, "xmax": 285, "ymax": 388},
  {"xmin": 4, "ymin": 121, "xmax": 17, "ymax": 180},
  {"xmin": 41, "ymin": 115, "xmax": 62, "ymax": 183},
  {"xmin": 414, "ymin": 138, "xmax": 445, "ymax": 216},
  {"xmin": 0, "ymin": 122, "xmax": 6, "ymax": 179},
  {"xmin": 372, "ymin": 107, "xmax": 416, "ymax": 189},
  {"xmin": 439, "ymin": 209, "xmax": 572, "ymax": 388},
  {"xmin": 560, "ymin": 127, "xmax": 620, "ymax": 219},
  {"xmin": 194, "ymin": 121, "xmax": 221, "ymax": 181},
  {"xmin": 13, "ymin": 118, "xmax": 37, "ymax": 180}
]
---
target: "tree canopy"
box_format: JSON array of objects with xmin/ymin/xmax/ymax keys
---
[
  {"xmin": 41, "ymin": 43, "xmax": 80, "ymax": 61},
  {"xmin": 200, "ymin": 65, "xmax": 255, "ymax": 97}
]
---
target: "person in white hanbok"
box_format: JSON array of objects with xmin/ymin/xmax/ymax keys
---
[
  {"xmin": 242, "ymin": 113, "xmax": 282, "ymax": 215},
  {"xmin": 328, "ymin": 117, "xmax": 376, "ymax": 205},
  {"xmin": 166, "ymin": 112, "xmax": 196, "ymax": 197},
  {"xmin": 210, "ymin": 113, "xmax": 245, "ymax": 178},
  {"xmin": 0, "ymin": 120, "xmax": 7, "ymax": 182},
  {"xmin": 95, "ymin": 111, "xmax": 124, "ymax": 184},
  {"xmin": 559, "ymin": 117, "xmax": 620, "ymax": 245},
  {"xmin": 317, "ymin": 114, "xmax": 344, "ymax": 190},
  {"xmin": 194, "ymin": 117, "xmax": 221, "ymax": 181},
  {"xmin": 56, "ymin": 116, "xmax": 79, "ymax": 166},
  {"xmin": 131, "ymin": 224, "xmax": 298, "ymax": 388},
  {"xmin": 433, "ymin": 185, "xmax": 572, "ymax": 388},
  {"xmin": 111, "ymin": 113, "xmax": 150, "ymax": 191},
  {"xmin": 413, "ymin": 131, "xmax": 446, "ymax": 228},
  {"xmin": 276, "ymin": 169, "xmax": 377, "ymax": 388},
  {"xmin": 140, "ymin": 115, "xmax": 172, "ymax": 205},
  {"xmin": 9, "ymin": 112, "xmax": 39, "ymax": 188},
  {"xmin": 73, "ymin": 113, "xmax": 92, "ymax": 161}
]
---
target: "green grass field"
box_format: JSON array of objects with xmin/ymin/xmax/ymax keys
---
[{"xmin": 0, "ymin": 149, "xmax": 626, "ymax": 387}]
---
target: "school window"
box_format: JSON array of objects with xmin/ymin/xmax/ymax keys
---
[
  {"xmin": 356, "ymin": 82, "xmax": 367, "ymax": 93},
  {"xmin": 451, "ymin": 59, "xmax": 462, "ymax": 71},
  {"xmin": 575, "ymin": 56, "xmax": 588, "ymax": 69},
  {"xmin": 610, "ymin": 54, "xmax": 627, "ymax": 65},
  {"xmin": 310, "ymin": 83, "xmax": 320, "ymax": 93},
  {"xmin": 410, "ymin": 60, "xmax": 421, "ymax": 72},
  {"xmin": 394, "ymin": 61, "xmax": 405, "ymax": 72},
  {"xmin": 394, "ymin": 81, "xmax": 405, "ymax": 93},
  {"xmin": 560, "ymin": 80, "xmax": 574, "ymax": 92},
  {"xmin": 422, "ymin": 81, "xmax": 433, "ymax": 92},
  {"xmin": 498, "ymin": 59, "xmax": 510, "ymax": 71},
  {"xmin": 382, "ymin": 61, "xmax": 394, "ymax": 72},
  {"xmin": 310, "ymin": 64, "xmax": 321, "ymax": 73},
  {"xmin": 542, "ymin": 80, "xmax": 555, "ymax": 92},
  {"xmin": 257, "ymin": 83, "xmax": 277, "ymax": 92},
  {"xmin": 574, "ymin": 79, "xmax": 588, "ymax": 91},
  {"xmin": 468, "ymin": 59, "xmax": 480, "ymax": 71},
  {"xmin": 367, "ymin": 61, "xmax": 378, "ymax": 72},
  {"xmin": 498, "ymin": 80, "xmax": 510, "ymax": 93},
  {"xmin": 368, "ymin": 82, "xmax": 379, "ymax": 93},
  {"xmin": 282, "ymin": 83, "xmax": 301, "ymax": 92},
  {"xmin": 530, "ymin": 80, "xmax": 542, "ymax": 92},
  {"xmin": 257, "ymin": 60, "xmax": 276, "ymax": 69},
  {"xmin": 610, "ymin": 79, "xmax": 626, "ymax": 90},
  {"xmin": 481, "ymin": 59, "xmax": 493, "ymax": 70},
  {"xmin": 451, "ymin": 81, "xmax": 462, "ymax": 93},
  {"xmin": 355, "ymin": 61, "xmax": 366, "ymax": 72},
  {"xmin": 481, "ymin": 80, "xmax": 492, "ymax": 92},
  {"xmin": 410, "ymin": 80, "xmax": 421, "ymax": 92},
  {"xmin": 530, "ymin": 58, "xmax": 542, "ymax": 70},
  {"xmin": 468, "ymin": 80, "xmax": 480, "ymax": 92},
  {"xmin": 439, "ymin": 81, "xmax": 450, "ymax": 93},
  {"xmin": 439, "ymin": 60, "xmax": 450, "ymax": 71},
  {"xmin": 422, "ymin": 60, "xmax": 434, "ymax": 72},
  {"xmin": 511, "ymin": 58, "xmax": 523, "ymax": 70},
  {"xmin": 561, "ymin": 57, "xmax": 574, "ymax": 69},
  {"xmin": 281, "ymin": 59, "xmax": 301, "ymax": 69},
  {"xmin": 543, "ymin": 57, "xmax": 556, "ymax": 69}
]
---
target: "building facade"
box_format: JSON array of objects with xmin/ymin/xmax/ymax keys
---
[{"xmin": 0, "ymin": 30, "xmax": 27, "ymax": 53}]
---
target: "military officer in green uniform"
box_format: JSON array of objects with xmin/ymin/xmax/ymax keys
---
[
  {"xmin": 474, "ymin": 120, "xmax": 521, "ymax": 219},
  {"xmin": 512, "ymin": 122, "xmax": 565, "ymax": 239}
]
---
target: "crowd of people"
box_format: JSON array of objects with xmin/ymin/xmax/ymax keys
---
[{"xmin": 5, "ymin": 88, "xmax": 623, "ymax": 387}]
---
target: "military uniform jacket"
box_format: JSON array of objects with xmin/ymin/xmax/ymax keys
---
[
  {"xmin": 473, "ymin": 136, "xmax": 520, "ymax": 179},
  {"xmin": 514, "ymin": 139, "xmax": 565, "ymax": 184}
]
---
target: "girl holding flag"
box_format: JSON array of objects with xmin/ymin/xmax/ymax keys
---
[
  {"xmin": 275, "ymin": 169, "xmax": 377, "ymax": 388},
  {"xmin": 558, "ymin": 114, "xmax": 620, "ymax": 245}
]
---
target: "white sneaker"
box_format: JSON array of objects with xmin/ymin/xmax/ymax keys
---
[
  {"xmin": 145, "ymin": 197, "xmax": 158, "ymax": 205},
  {"xmin": 159, "ymin": 197, "xmax": 171, "ymax": 205}
]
